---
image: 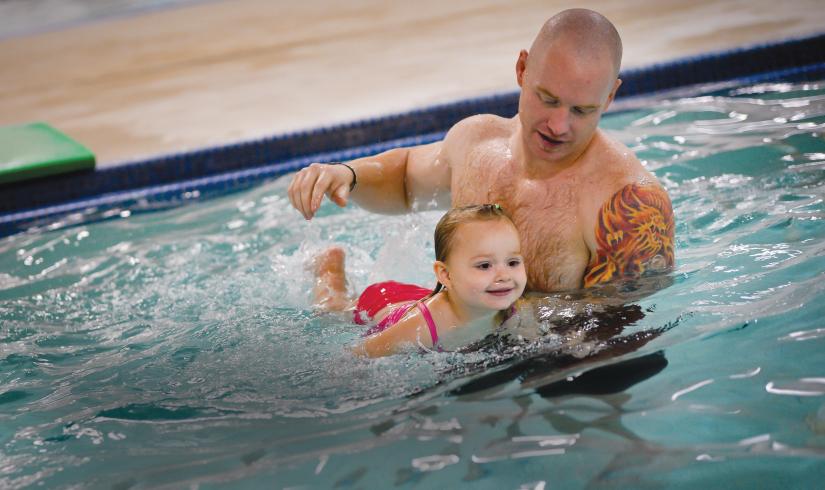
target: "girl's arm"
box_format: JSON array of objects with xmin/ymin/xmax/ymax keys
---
[{"xmin": 352, "ymin": 308, "xmax": 435, "ymax": 358}]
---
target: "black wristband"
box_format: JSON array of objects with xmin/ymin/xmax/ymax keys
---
[{"xmin": 331, "ymin": 162, "xmax": 357, "ymax": 192}]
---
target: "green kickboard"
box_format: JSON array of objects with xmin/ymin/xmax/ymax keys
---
[{"xmin": 0, "ymin": 122, "xmax": 96, "ymax": 185}]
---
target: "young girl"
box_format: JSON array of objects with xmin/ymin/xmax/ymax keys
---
[{"xmin": 311, "ymin": 204, "xmax": 527, "ymax": 357}]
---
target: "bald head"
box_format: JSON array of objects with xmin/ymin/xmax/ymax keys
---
[{"xmin": 529, "ymin": 9, "xmax": 623, "ymax": 77}]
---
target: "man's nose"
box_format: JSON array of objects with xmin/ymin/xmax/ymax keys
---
[{"xmin": 545, "ymin": 106, "xmax": 570, "ymax": 136}]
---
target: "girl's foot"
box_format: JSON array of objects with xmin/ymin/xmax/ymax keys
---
[{"xmin": 311, "ymin": 247, "xmax": 352, "ymax": 311}]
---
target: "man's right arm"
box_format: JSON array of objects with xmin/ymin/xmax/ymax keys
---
[{"xmin": 287, "ymin": 141, "xmax": 451, "ymax": 220}]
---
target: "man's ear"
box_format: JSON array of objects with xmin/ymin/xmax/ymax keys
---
[
  {"xmin": 433, "ymin": 261, "xmax": 451, "ymax": 290},
  {"xmin": 604, "ymin": 78, "xmax": 622, "ymax": 110},
  {"xmin": 516, "ymin": 49, "xmax": 529, "ymax": 87}
]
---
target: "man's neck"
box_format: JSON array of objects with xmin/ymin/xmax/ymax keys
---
[{"xmin": 511, "ymin": 124, "xmax": 594, "ymax": 180}]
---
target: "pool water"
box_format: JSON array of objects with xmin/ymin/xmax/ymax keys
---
[{"xmin": 2, "ymin": 81, "xmax": 825, "ymax": 488}]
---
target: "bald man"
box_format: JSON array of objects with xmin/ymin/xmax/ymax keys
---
[{"xmin": 288, "ymin": 9, "xmax": 674, "ymax": 293}]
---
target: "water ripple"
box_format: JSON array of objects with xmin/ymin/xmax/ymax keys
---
[
  {"xmin": 1, "ymin": 81, "xmax": 824, "ymax": 488},
  {"xmin": 766, "ymin": 378, "xmax": 825, "ymax": 397}
]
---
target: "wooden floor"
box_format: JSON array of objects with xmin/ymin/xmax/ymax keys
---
[{"xmin": 1, "ymin": 0, "xmax": 823, "ymax": 165}]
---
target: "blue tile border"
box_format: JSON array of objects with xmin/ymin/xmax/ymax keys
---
[
  {"xmin": 0, "ymin": 132, "xmax": 446, "ymax": 235},
  {"xmin": 618, "ymin": 33, "xmax": 825, "ymax": 97},
  {"xmin": 1, "ymin": 32, "xmax": 824, "ymax": 237}
]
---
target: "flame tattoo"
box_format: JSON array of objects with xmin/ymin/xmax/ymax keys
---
[{"xmin": 583, "ymin": 183, "xmax": 675, "ymax": 287}]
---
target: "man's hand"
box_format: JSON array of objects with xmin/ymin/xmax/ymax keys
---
[{"xmin": 287, "ymin": 163, "xmax": 355, "ymax": 220}]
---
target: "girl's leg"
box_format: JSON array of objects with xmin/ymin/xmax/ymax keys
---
[{"xmin": 311, "ymin": 247, "xmax": 353, "ymax": 312}]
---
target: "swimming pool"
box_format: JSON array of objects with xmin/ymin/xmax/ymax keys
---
[{"xmin": 1, "ymin": 78, "xmax": 823, "ymax": 488}]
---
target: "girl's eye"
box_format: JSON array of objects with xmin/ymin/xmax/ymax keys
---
[
  {"xmin": 508, "ymin": 259, "xmax": 522, "ymax": 267},
  {"xmin": 475, "ymin": 263, "xmax": 491, "ymax": 270}
]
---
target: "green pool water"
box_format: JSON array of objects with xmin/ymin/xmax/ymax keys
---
[{"xmin": 1, "ymin": 81, "xmax": 824, "ymax": 488}]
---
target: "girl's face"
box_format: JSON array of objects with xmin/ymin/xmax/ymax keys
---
[{"xmin": 436, "ymin": 220, "xmax": 527, "ymax": 316}]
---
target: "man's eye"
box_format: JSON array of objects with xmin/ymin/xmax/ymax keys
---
[
  {"xmin": 539, "ymin": 95, "xmax": 558, "ymax": 106},
  {"xmin": 572, "ymin": 107, "xmax": 591, "ymax": 115}
]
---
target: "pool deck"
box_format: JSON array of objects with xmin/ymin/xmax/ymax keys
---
[{"xmin": 1, "ymin": 0, "xmax": 823, "ymax": 166}]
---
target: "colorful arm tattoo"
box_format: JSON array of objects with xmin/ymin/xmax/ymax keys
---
[{"xmin": 583, "ymin": 183, "xmax": 675, "ymax": 288}]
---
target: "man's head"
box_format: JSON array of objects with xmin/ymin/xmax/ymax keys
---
[{"xmin": 516, "ymin": 9, "xmax": 623, "ymax": 168}]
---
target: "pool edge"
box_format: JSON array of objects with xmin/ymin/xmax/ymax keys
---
[{"xmin": 2, "ymin": 32, "xmax": 824, "ymax": 237}]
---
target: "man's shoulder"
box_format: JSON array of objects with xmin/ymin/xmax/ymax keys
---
[
  {"xmin": 579, "ymin": 132, "xmax": 675, "ymax": 288},
  {"xmin": 587, "ymin": 129, "xmax": 649, "ymax": 180},
  {"xmin": 445, "ymin": 114, "xmax": 515, "ymax": 145},
  {"xmin": 579, "ymin": 130, "xmax": 669, "ymax": 223}
]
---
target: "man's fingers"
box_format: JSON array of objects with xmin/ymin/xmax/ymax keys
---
[
  {"xmin": 289, "ymin": 165, "xmax": 321, "ymax": 220},
  {"xmin": 329, "ymin": 185, "xmax": 349, "ymax": 207},
  {"xmin": 287, "ymin": 170, "xmax": 306, "ymax": 218},
  {"xmin": 297, "ymin": 170, "xmax": 315, "ymax": 219},
  {"xmin": 287, "ymin": 163, "xmax": 352, "ymax": 220},
  {"xmin": 287, "ymin": 170, "xmax": 308, "ymax": 218},
  {"xmin": 300, "ymin": 165, "xmax": 325, "ymax": 219},
  {"xmin": 310, "ymin": 170, "xmax": 333, "ymax": 213}
]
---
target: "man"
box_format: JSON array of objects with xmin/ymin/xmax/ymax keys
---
[{"xmin": 288, "ymin": 8, "xmax": 674, "ymax": 293}]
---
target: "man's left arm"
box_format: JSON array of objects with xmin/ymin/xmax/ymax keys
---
[{"xmin": 583, "ymin": 183, "xmax": 675, "ymax": 288}]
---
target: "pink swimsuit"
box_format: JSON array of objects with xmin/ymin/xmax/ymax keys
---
[{"xmin": 355, "ymin": 281, "xmax": 440, "ymax": 348}]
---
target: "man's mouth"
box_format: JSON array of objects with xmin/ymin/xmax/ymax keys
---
[{"xmin": 537, "ymin": 131, "xmax": 564, "ymax": 147}]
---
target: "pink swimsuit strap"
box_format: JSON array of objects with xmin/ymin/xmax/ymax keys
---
[
  {"xmin": 364, "ymin": 300, "xmax": 440, "ymax": 350},
  {"xmin": 415, "ymin": 301, "xmax": 439, "ymax": 348}
]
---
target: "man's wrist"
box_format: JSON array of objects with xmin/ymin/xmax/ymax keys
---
[{"xmin": 328, "ymin": 162, "xmax": 357, "ymax": 192}]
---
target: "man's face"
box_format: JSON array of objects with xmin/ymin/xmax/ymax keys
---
[{"xmin": 516, "ymin": 42, "xmax": 620, "ymax": 166}]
